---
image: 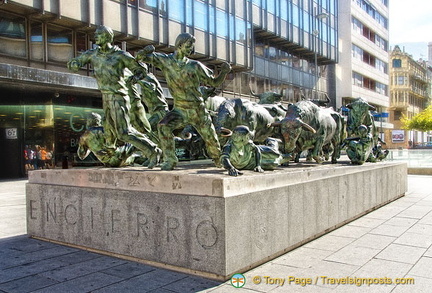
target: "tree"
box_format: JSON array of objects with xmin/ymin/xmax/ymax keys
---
[{"xmin": 401, "ymin": 105, "xmax": 432, "ymax": 132}]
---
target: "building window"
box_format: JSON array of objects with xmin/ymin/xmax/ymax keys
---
[
  {"xmin": 292, "ymin": 4, "xmax": 300, "ymax": 27},
  {"xmin": 267, "ymin": 0, "xmax": 275, "ymax": 14},
  {"xmin": 0, "ymin": 12, "xmax": 26, "ymax": 58},
  {"xmin": 216, "ymin": 9, "xmax": 228, "ymax": 38},
  {"xmin": 139, "ymin": 0, "xmax": 158, "ymax": 12},
  {"xmin": 394, "ymin": 110, "xmax": 402, "ymax": 120},
  {"xmin": 186, "ymin": 0, "xmax": 192, "ymax": 25},
  {"xmin": 393, "ymin": 59, "xmax": 402, "ymax": 67},
  {"xmin": 30, "ymin": 22, "xmax": 44, "ymax": 61},
  {"xmin": 235, "ymin": 17, "xmax": 247, "ymax": 43},
  {"xmin": 168, "ymin": 0, "xmax": 184, "ymax": 22},
  {"xmin": 47, "ymin": 25, "xmax": 73, "ymax": 63},
  {"xmin": 280, "ymin": 0, "xmax": 288, "ymax": 21},
  {"xmin": 352, "ymin": 72, "xmax": 363, "ymax": 87},
  {"xmin": 194, "ymin": 0, "xmax": 207, "ymax": 31}
]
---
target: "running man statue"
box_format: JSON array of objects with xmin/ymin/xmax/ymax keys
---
[
  {"xmin": 136, "ymin": 33, "xmax": 231, "ymax": 170},
  {"xmin": 67, "ymin": 25, "xmax": 161, "ymax": 168}
]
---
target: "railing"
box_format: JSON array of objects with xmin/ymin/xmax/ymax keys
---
[{"xmin": 387, "ymin": 149, "xmax": 432, "ymax": 168}]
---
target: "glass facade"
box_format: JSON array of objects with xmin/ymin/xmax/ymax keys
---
[
  {"xmin": 0, "ymin": 0, "xmax": 338, "ymax": 177},
  {"xmin": 0, "ymin": 89, "xmax": 104, "ymax": 177}
]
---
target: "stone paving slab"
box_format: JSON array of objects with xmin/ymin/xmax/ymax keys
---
[{"xmin": 1, "ymin": 175, "xmax": 432, "ymax": 292}]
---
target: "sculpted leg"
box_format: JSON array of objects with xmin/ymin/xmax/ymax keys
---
[
  {"xmin": 111, "ymin": 97, "xmax": 161, "ymax": 168},
  {"xmin": 158, "ymin": 110, "xmax": 185, "ymax": 170}
]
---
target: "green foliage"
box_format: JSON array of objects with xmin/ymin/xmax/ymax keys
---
[{"xmin": 401, "ymin": 105, "xmax": 432, "ymax": 131}]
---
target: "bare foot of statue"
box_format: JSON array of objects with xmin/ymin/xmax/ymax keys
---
[{"xmin": 160, "ymin": 161, "xmax": 177, "ymax": 171}]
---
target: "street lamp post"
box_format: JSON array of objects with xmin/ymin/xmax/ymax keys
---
[{"xmin": 313, "ymin": 8, "xmax": 329, "ymax": 101}]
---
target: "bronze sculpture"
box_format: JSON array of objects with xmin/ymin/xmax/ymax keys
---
[
  {"xmin": 77, "ymin": 113, "xmax": 144, "ymax": 167},
  {"xmin": 271, "ymin": 100, "xmax": 344, "ymax": 164},
  {"xmin": 344, "ymin": 97, "xmax": 388, "ymax": 164},
  {"xmin": 342, "ymin": 124, "xmax": 373, "ymax": 165},
  {"xmin": 221, "ymin": 125, "xmax": 289, "ymax": 176},
  {"xmin": 67, "ymin": 25, "xmax": 161, "ymax": 168},
  {"xmin": 136, "ymin": 32, "xmax": 231, "ymax": 170}
]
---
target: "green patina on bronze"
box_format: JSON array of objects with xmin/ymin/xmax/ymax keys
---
[
  {"xmin": 221, "ymin": 125, "xmax": 290, "ymax": 176},
  {"xmin": 136, "ymin": 32, "xmax": 231, "ymax": 170},
  {"xmin": 77, "ymin": 113, "xmax": 144, "ymax": 167},
  {"xmin": 68, "ymin": 25, "xmax": 161, "ymax": 168},
  {"xmin": 342, "ymin": 125, "xmax": 373, "ymax": 165},
  {"xmin": 344, "ymin": 97, "xmax": 388, "ymax": 164}
]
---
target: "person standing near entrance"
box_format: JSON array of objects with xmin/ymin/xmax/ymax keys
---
[
  {"xmin": 67, "ymin": 25, "xmax": 161, "ymax": 168},
  {"xmin": 136, "ymin": 33, "xmax": 231, "ymax": 170}
]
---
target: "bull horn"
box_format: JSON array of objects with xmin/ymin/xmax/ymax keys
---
[
  {"xmin": 368, "ymin": 104, "xmax": 376, "ymax": 111},
  {"xmin": 269, "ymin": 121, "xmax": 282, "ymax": 127},
  {"xmin": 249, "ymin": 84, "xmax": 260, "ymax": 97},
  {"xmin": 299, "ymin": 120, "xmax": 316, "ymax": 133},
  {"xmin": 345, "ymin": 103, "xmax": 353, "ymax": 109},
  {"xmin": 324, "ymin": 93, "xmax": 331, "ymax": 103},
  {"xmin": 220, "ymin": 127, "xmax": 233, "ymax": 137},
  {"xmin": 182, "ymin": 132, "xmax": 193, "ymax": 140}
]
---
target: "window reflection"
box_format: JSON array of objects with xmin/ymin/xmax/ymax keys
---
[
  {"xmin": 186, "ymin": 0, "xmax": 192, "ymax": 25},
  {"xmin": 0, "ymin": 12, "xmax": 26, "ymax": 57},
  {"xmin": 47, "ymin": 25, "xmax": 73, "ymax": 63},
  {"xmin": 30, "ymin": 22, "xmax": 43, "ymax": 61},
  {"xmin": 236, "ymin": 17, "xmax": 246, "ymax": 43},
  {"xmin": 194, "ymin": 1, "xmax": 207, "ymax": 31},
  {"xmin": 168, "ymin": 0, "xmax": 184, "ymax": 22},
  {"xmin": 139, "ymin": 0, "xmax": 158, "ymax": 12}
]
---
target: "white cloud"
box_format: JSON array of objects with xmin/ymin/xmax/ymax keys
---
[{"xmin": 389, "ymin": 0, "xmax": 432, "ymax": 44}]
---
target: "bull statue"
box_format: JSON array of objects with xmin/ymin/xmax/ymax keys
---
[
  {"xmin": 271, "ymin": 100, "xmax": 345, "ymax": 164},
  {"xmin": 344, "ymin": 97, "xmax": 388, "ymax": 163},
  {"xmin": 302, "ymin": 93, "xmax": 331, "ymax": 107},
  {"xmin": 250, "ymin": 86, "xmax": 284, "ymax": 104},
  {"xmin": 199, "ymin": 86, "xmax": 227, "ymax": 113},
  {"xmin": 220, "ymin": 125, "xmax": 290, "ymax": 176},
  {"xmin": 214, "ymin": 98, "xmax": 281, "ymax": 145}
]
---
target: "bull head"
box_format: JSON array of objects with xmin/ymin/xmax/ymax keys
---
[{"xmin": 346, "ymin": 97, "xmax": 376, "ymax": 111}]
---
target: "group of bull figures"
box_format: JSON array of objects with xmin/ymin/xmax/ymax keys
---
[
  {"xmin": 72, "ymin": 27, "xmax": 388, "ymax": 176},
  {"xmin": 186, "ymin": 93, "xmax": 388, "ymax": 176}
]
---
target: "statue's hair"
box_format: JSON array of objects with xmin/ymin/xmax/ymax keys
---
[
  {"xmin": 87, "ymin": 112, "xmax": 102, "ymax": 127},
  {"xmin": 175, "ymin": 33, "xmax": 195, "ymax": 48},
  {"xmin": 96, "ymin": 25, "xmax": 114, "ymax": 42}
]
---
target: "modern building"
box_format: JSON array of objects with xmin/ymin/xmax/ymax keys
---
[
  {"xmin": 386, "ymin": 45, "xmax": 431, "ymax": 149},
  {"xmin": 0, "ymin": 0, "xmax": 338, "ymax": 178},
  {"xmin": 336, "ymin": 0, "xmax": 391, "ymax": 139}
]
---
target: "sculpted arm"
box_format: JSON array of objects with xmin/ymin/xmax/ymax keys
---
[
  {"xmin": 123, "ymin": 52, "xmax": 148, "ymax": 83},
  {"xmin": 67, "ymin": 51, "xmax": 92, "ymax": 72},
  {"xmin": 198, "ymin": 62, "xmax": 232, "ymax": 88},
  {"xmin": 136, "ymin": 45, "xmax": 166, "ymax": 68},
  {"xmin": 221, "ymin": 144, "xmax": 243, "ymax": 177},
  {"xmin": 252, "ymin": 144, "xmax": 264, "ymax": 173}
]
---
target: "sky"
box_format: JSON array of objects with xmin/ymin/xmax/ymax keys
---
[{"xmin": 389, "ymin": 0, "xmax": 432, "ymax": 59}]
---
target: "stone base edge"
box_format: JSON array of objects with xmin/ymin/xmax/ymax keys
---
[
  {"xmin": 30, "ymin": 192, "xmax": 404, "ymax": 281},
  {"xmin": 30, "ymin": 235, "xmax": 228, "ymax": 282}
]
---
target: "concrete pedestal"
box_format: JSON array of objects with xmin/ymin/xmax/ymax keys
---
[{"xmin": 26, "ymin": 161, "xmax": 407, "ymax": 280}]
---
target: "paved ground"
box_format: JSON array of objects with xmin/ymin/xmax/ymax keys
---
[{"xmin": 1, "ymin": 175, "xmax": 431, "ymax": 292}]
